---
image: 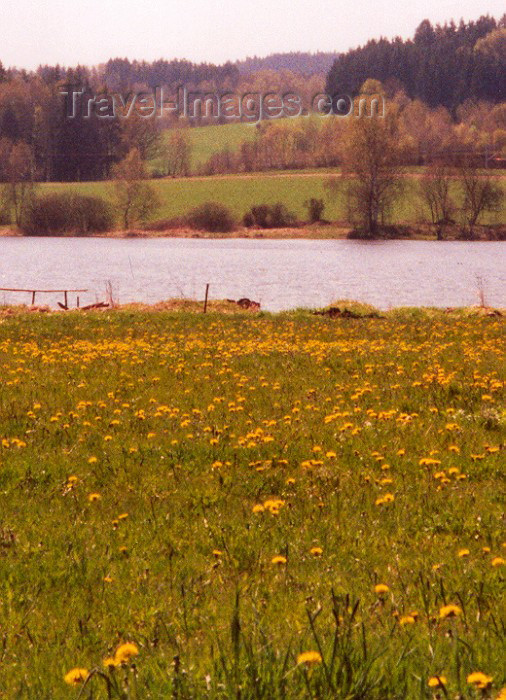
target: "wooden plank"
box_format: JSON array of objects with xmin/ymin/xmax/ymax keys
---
[{"xmin": 0, "ymin": 288, "xmax": 88, "ymax": 293}]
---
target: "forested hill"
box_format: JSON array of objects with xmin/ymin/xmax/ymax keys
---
[
  {"xmin": 326, "ymin": 15, "xmax": 506, "ymax": 111},
  {"xmin": 235, "ymin": 52, "xmax": 340, "ymax": 75}
]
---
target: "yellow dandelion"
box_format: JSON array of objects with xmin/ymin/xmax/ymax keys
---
[
  {"xmin": 491, "ymin": 556, "xmax": 505, "ymax": 568},
  {"xmin": 103, "ymin": 656, "xmax": 118, "ymax": 669},
  {"xmin": 271, "ymin": 555, "xmax": 287, "ymax": 565},
  {"xmin": 419, "ymin": 457, "xmax": 441, "ymax": 467},
  {"xmin": 399, "ymin": 615, "xmax": 416, "ymax": 626},
  {"xmin": 114, "ymin": 642, "xmax": 139, "ymax": 664},
  {"xmin": 64, "ymin": 668, "xmax": 89, "ymax": 685},
  {"xmin": 88, "ymin": 492, "xmax": 101, "ymax": 502},
  {"xmin": 310, "ymin": 546, "xmax": 323, "ymax": 557},
  {"xmin": 88, "ymin": 456, "xmax": 98, "ymax": 464},
  {"xmin": 428, "ymin": 676, "xmax": 447, "ymax": 688},
  {"xmin": 297, "ymin": 651, "xmax": 322, "ymax": 665},
  {"xmin": 458, "ymin": 548, "xmax": 470, "ymax": 558},
  {"xmin": 439, "ymin": 603, "xmax": 462, "ymax": 620},
  {"xmin": 252, "ymin": 504, "xmax": 265, "ymax": 514},
  {"xmin": 374, "ymin": 584, "xmax": 389, "ymax": 595},
  {"xmin": 467, "ymin": 672, "xmax": 493, "ymax": 689}
]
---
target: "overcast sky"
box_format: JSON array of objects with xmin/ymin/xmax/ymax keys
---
[{"xmin": 2, "ymin": 0, "xmax": 504, "ymax": 69}]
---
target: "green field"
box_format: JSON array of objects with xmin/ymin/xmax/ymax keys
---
[
  {"xmin": 39, "ymin": 173, "xmax": 506, "ymax": 227},
  {"xmin": 150, "ymin": 122, "xmax": 257, "ymax": 172},
  {"xmin": 0, "ymin": 308, "xmax": 504, "ymax": 698}
]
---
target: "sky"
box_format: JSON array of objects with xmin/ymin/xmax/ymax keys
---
[{"xmin": 2, "ymin": 0, "xmax": 504, "ymax": 70}]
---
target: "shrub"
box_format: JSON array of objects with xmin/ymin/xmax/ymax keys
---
[
  {"xmin": 305, "ymin": 198, "xmax": 325, "ymax": 223},
  {"xmin": 21, "ymin": 193, "xmax": 115, "ymax": 236},
  {"xmin": 0, "ymin": 206, "xmax": 11, "ymax": 225},
  {"xmin": 243, "ymin": 203, "xmax": 297, "ymax": 229},
  {"xmin": 186, "ymin": 202, "xmax": 236, "ymax": 233}
]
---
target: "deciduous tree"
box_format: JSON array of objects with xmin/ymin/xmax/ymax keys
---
[{"xmin": 111, "ymin": 148, "xmax": 159, "ymax": 229}]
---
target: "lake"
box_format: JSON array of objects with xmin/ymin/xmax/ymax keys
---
[{"xmin": 0, "ymin": 237, "xmax": 504, "ymax": 311}]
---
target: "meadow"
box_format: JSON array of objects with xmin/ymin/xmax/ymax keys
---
[
  {"xmin": 150, "ymin": 122, "xmax": 257, "ymax": 173},
  {"xmin": 37, "ymin": 172, "xmax": 506, "ymax": 228},
  {"xmin": 0, "ymin": 307, "xmax": 504, "ymax": 698}
]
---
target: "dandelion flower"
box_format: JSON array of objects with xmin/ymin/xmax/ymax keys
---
[
  {"xmin": 439, "ymin": 603, "xmax": 462, "ymax": 620},
  {"xmin": 458, "ymin": 548, "xmax": 470, "ymax": 558},
  {"xmin": 271, "ymin": 555, "xmax": 287, "ymax": 565},
  {"xmin": 103, "ymin": 656, "xmax": 118, "ymax": 669},
  {"xmin": 467, "ymin": 672, "xmax": 493, "ymax": 689},
  {"xmin": 88, "ymin": 493, "xmax": 101, "ymax": 502},
  {"xmin": 64, "ymin": 668, "xmax": 89, "ymax": 685},
  {"xmin": 310, "ymin": 546, "xmax": 323, "ymax": 557},
  {"xmin": 114, "ymin": 642, "xmax": 139, "ymax": 664},
  {"xmin": 399, "ymin": 615, "xmax": 416, "ymax": 626},
  {"xmin": 374, "ymin": 584, "xmax": 389, "ymax": 595},
  {"xmin": 428, "ymin": 676, "xmax": 447, "ymax": 688},
  {"xmin": 491, "ymin": 556, "xmax": 505, "ymax": 567},
  {"xmin": 297, "ymin": 651, "xmax": 322, "ymax": 665}
]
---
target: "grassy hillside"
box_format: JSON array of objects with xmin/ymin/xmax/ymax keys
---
[
  {"xmin": 0, "ymin": 310, "xmax": 504, "ymax": 697},
  {"xmin": 40, "ymin": 172, "xmax": 506, "ymax": 227},
  {"xmin": 150, "ymin": 122, "xmax": 257, "ymax": 172}
]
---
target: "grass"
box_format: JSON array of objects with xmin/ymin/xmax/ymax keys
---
[
  {"xmin": 36, "ymin": 173, "xmax": 506, "ymax": 227},
  {"xmin": 150, "ymin": 122, "xmax": 258, "ymax": 172},
  {"xmin": 0, "ymin": 307, "xmax": 504, "ymax": 698}
]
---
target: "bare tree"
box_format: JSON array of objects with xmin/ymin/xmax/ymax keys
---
[
  {"xmin": 340, "ymin": 114, "xmax": 404, "ymax": 237},
  {"xmin": 419, "ymin": 162, "xmax": 455, "ymax": 239},
  {"xmin": 166, "ymin": 129, "xmax": 192, "ymax": 177},
  {"xmin": 5, "ymin": 142, "xmax": 37, "ymax": 226},
  {"xmin": 111, "ymin": 148, "xmax": 160, "ymax": 229},
  {"xmin": 457, "ymin": 161, "xmax": 503, "ymax": 238}
]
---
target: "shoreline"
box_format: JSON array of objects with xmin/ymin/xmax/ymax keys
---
[
  {"xmin": 1, "ymin": 224, "xmax": 504, "ymax": 241},
  {"xmin": 1, "ymin": 298, "xmax": 503, "ymax": 318}
]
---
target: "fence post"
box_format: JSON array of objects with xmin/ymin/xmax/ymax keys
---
[{"xmin": 203, "ymin": 283, "xmax": 210, "ymax": 313}]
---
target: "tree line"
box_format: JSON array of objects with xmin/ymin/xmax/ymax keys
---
[
  {"xmin": 0, "ymin": 14, "xmax": 504, "ymax": 187},
  {"xmin": 326, "ymin": 15, "xmax": 506, "ymax": 112}
]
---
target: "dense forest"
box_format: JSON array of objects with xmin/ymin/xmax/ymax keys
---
[
  {"xmin": 236, "ymin": 52, "xmax": 340, "ymax": 75},
  {"xmin": 326, "ymin": 15, "xmax": 506, "ymax": 111}
]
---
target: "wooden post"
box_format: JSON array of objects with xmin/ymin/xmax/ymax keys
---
[
  {"xmin": 64, "ymin": 291, "xmax": 68, "ymax": 308},
  {"xmin": 31, "ymin": 291, "xmax": 36, "ymax": 305},
  {"xmin": 203, "ymin": 283, "xmax": 210, "ymax": 313},
  {"xmin": 77, "ymin": 296, "xmax": 80, "ymax": 308}
]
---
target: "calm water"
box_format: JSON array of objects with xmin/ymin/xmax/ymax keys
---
[{"xmin": 0, "ymin": 237, "xmax": 504, "ymax": 311}]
